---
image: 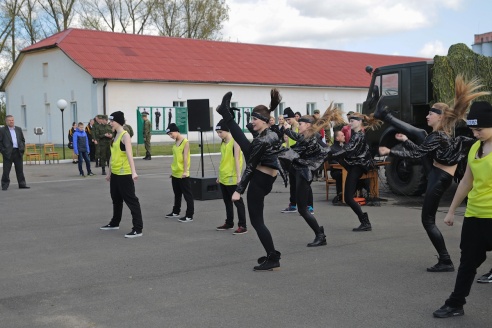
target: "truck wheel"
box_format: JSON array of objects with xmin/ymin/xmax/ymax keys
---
[{"xmin": 384, "ymin": 155, "xmax": 426, "ymax": 196}]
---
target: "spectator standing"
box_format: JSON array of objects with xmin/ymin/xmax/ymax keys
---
[
  {"xmin": 68, "ymin": 122, "xmax": 78, "ymax": 164},
  {"xmin": 85, "ymin": 118, "xmax": 95, "ymax": 162},
  {"xmin": 0, "ymin": 115, "xmax": 30, "ymax": 190},
  {"xmin": 73, "ymin": 122, "xmax": 94, "ymax": 177},
  {"xmin": 98, "ymin": 115, "xmax": 113, "ymax": 175},
  {"xmin": 142, "ymin": 112, "xmax": 152, "ymax": 160}
]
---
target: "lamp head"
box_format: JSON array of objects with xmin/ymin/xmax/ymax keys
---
[{"xmin": 57, "ymin": 99, "xmax": 68, "ymax": 111}]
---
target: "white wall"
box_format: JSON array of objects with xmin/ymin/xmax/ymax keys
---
[{"xmin": 5, "ymin": 49, "xmax": 97, "ymax": 144}]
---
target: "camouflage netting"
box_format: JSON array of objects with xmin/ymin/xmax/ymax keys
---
[{"xmin": 432, "ymin": 43, "xmax": 492, "ymax": 105}]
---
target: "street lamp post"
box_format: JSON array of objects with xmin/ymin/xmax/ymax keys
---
[{"xmin": 57, "ymin": 99, "xmax": 68, "ymax": 159}]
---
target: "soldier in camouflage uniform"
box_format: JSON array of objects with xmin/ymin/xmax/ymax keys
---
[
  {"xmin": 97, "ymin": 115, "xmax": 113, "ymax": 175},
  {"xmin": 92, "ymin": 115, "xmax": 102, "ymax": 167},
  {"xmin": 142, "ymin": 112, "xmax": 152, "ymax": 160},
  {"xmin": 123, "ymin": 124, "xmax": 134, "ymax": 138}
]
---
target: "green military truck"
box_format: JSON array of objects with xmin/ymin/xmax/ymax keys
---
[{"xmin": 361, "ymin": 43, "xmax": 492, "ymax": 196}]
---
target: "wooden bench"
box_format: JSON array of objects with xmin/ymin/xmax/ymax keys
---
[
  {"xmin": 323, "ymin": 161, "xmax": 338, "ymax": 201},
  {"xmin": 326, "ymin": 161, "xmax": 390, "ymax": 203}
]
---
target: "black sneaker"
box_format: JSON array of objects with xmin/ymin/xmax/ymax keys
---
[
  {"xmin": 80, "ymin": 173, "xmax": 85, "ymax": 177},
  {"xmin": 88, "ymin": 172, "xmax": 95, "ymax": 176},
  {"xmin": 178, "ymin": 217, "xmax": 193, "ymax": 223},
  {"xmin": 433, "ymin": 305, "xmax": 464, "ymax": 318},
  {"xmin": 165, "ymin": 212, "xmax": 179, "ymax": 218},
  {"xmin": 477, "ymin": 270, "xmax": 492, "ymax": 283},
  {"xmin": 216, "ymin": 223, "xmax": 233, "ymax": 231},
  {"xmin": 125, "ymin": 230, "xmax": 142, "ymax": 238},
  {"xmin": 100, "ymin": 224, "xmax": 119, "ymax": 230}
]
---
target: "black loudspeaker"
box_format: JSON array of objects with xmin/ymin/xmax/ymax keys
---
[
  {"xmin": 187, "ymin": 99, "xmax": 212, "ymax": 131},
  {"xmin": 190, "ymin": 177, "xmax": 222, "ymax": 200}
]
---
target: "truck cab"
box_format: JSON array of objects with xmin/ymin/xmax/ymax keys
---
[{"xmin": 361, "ymin": 61, "xmax": 434, "ymax": 196}]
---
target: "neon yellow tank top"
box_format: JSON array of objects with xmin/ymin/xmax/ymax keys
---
[
  {"xmin": 465, "ymin": 141, "xmax": 492, "ymax": 218},
  {"xmin": 110, "ymin": 130, "xmax": 131, "ymax": 175},
  {"xmin": 171, "ymin": 138, "xmax": 190, "ymax": 178},
  {"xmin": 219, "ymin": 139, "xmax": 243, "ymax": 185},
  {"xmin": 288, "ymin": 126, "xmax": 298, "ymax": 146}
]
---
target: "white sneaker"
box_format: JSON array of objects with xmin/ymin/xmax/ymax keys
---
[{"xmin": 178, "ymin": 217, "xmax": 193, "ymax": 223}]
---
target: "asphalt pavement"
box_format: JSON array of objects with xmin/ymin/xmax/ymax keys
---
[{"xmin": 1, "ymin": 155, "xmax": 491, "ymax": 328}]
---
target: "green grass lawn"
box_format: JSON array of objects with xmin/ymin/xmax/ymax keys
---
[{"xmin": 2, "ymin": 143, "xmax": 221, "ymax": 163}]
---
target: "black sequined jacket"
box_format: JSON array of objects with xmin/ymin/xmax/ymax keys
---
[
  {"xmin": 390, "ymin": 131, "xmax": 475, "ymax": 166},
  {"xmin": 330, "ymin": 130, "xmax": 374, "ymax": 172},
  {"xmin": 236, "ymin": 128, "xmax": 286, "ymax": 194},
  {"xmin": 279, "ymin": 129, "xmax": 329, "ymax": 182}
]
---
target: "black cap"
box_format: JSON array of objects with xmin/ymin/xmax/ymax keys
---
[
  {"xmin": 109, "ymin": 111, "xmax": 125, "ymax": 126},
  {"xmin": 166, "ymin": 123, "xmax": 179, "ymax": 133},
  {"xmin": 215, "ymin": 119, "xmax": 230, "ymax": 132},
  {"xmin": 467, "ymin": 101, "xmax": 492, "ymax": 128},
  {"xmin": 283, "ymin": 107, "xmax": 295, "ymax": 118}
]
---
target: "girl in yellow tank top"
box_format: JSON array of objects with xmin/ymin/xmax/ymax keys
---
[
  {"xmin": 165, "ymin": 123, "xmax": 194, "ymax": 222},
  {"xmin": 99, "ymin": 111, "xmax": 143, "ymax": 238}
]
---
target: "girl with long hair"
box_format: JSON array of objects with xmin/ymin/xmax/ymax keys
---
[
  {"xmin": 378, "ymin": 75, "xmax": 490, "ymax": 272},
  {"xmin": 216, "ymin": 89, "xmax": 286, "ymax": 271},
  {"xmin": 279, "ymin": 104, "xmax": 344, "ymax": 246}
]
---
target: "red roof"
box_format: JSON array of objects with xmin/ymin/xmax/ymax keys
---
[{"xmin": 22, "ymin": 28, "xmax": 426, "ymax": 88}]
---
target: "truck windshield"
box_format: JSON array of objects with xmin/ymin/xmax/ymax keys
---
[{"xmin": 374, "ymin": 73, "xmax": 399, "ymax": 97}]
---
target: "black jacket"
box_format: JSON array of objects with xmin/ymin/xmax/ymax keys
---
[
  {"xmin": 330, "ymin": 130, "xmax": 373, "ymax": 172},
  {"xmin": 236, "ymin": 128, "xmax": 286, "ymax": 194},
  {"xmin": 0, "ymin": 126, "xmax": 26, "ymax": 159},
  {"xmin": 279, "ymin": 129, "xmax": 329, "ymax": 182},
  {"xmin": 390, "ymin": 131, "xmax": 474, "ymax": 166}
]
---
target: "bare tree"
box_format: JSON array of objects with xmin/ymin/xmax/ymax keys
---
[
  {"xmin": 18, "ymin": 0, "xmax": 44, "ymax": 44},
  {"xmin": 38, "ymin": 0, "xmax": 77, "ymax": 33},
  {"xmin": 0, "ymin": 0, "xmax": 25, "ymax": 62},
  {"xmin": 152, "ymin": 0, "xmax": 229, "ymax": 40},
  {"xmin": 78, "ymin": 0, "xmax": 119, "ymax": 31}
]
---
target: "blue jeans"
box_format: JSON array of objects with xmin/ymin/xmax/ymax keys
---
[{"xmin": 78, "ymin": 151, "xmax": 92, "ymax": 174}]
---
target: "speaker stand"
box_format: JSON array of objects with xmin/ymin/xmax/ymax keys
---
[{"xmin": 199, "ymin": 130, "xmax": 204, "ymax": 177}]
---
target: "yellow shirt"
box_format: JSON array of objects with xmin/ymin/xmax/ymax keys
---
[
  {"xmin": 171, "ymin": 138, "xmax": 190, "ymax": 178},
  {"xmin": 110, "ymin": 131, "xmax": 131, "ymax": 175},
  {"xmin": 288, "ymin": 126, "xmax": 298, "ymax": 147},
  {"xmin": 219, "ymin": 139, "xmax": 243, "ymax": 185},
  {"xmin": 465, "ymin": 141, "xmax": 492, "ymax": 218}
]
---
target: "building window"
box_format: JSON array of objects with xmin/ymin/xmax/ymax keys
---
[
  {"xmin": 21, "ymin": 105, "xmax": 27, "ymax": 128},
  {"xmin": 306, "ymin": 102, "xmax": 316, "ymax": 114},
  {"xmin": 43, "ymin": 63, "xmax": 48, "ymax": 77},
  {"xmin": 231, "ymin": 102, "xmax": 238, "ymax": 108},
  {"xmin": 173, "ymin": 101, "xmax": 185, "ymax": 107},
  {"xmin": 334, "ymin": 103, "xmax": 344, "ymax": 111},
  {"xmin": 275, "ymin": 102, "xmax": 285, "ymax": 120},
  {"xmin": 356, "ymin": 103, "xmax": 363, "ymax": 113},
  {"xmin": 71, "ymin": 102, "xmax": 77, "ymax": 123}
]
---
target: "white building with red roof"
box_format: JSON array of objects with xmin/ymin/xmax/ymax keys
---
[{"xmin": 1, "ymin": 28, "xmax": 425, "ymax": 144}]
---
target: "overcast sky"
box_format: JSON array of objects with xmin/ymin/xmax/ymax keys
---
[{"xmin": 221, "ymin": 0, "xmax": 492, "ymax": 58}]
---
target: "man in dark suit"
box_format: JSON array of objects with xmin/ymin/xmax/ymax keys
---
[{"xmin": 0, "ymin": 115, "xmax": 30, "ymax": 190}]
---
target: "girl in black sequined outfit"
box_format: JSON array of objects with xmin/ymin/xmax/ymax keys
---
[
  {"xmin": 216, "ymin": 89, "xmax": 286, "ymax": 271},
  {"xmin": 330, "ymin": 113, "xmax": 381, "ymax": 232},
  {"xmin": 378, "ymin": 75, "xmax": 489, "ymax": 272},
  {"xmin": 279, "ymin": 104, "xmax": 344, "ymax": 246}
]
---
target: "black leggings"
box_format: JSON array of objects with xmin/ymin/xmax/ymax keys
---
[
  {"xmin": 247, "ymin": 171, "xmax": 277, "ymax": 253},
  {"xmin": 289, "ymin": 170, "xmax": 313, "ymax": 207},
  {"xmin": 224, "ymin": 118, "xmax": 278, "ymax": 254},
  {"xmin": 295, "ymin": 170, "xmax": 321, "ymax": 234},
  {"xmin": 422, "ymin": 166, "xmax": 453, "ymax": 259},
  {"xmin": 344, "ymin": 165, "xmax": 365, "ymax": 219}
]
